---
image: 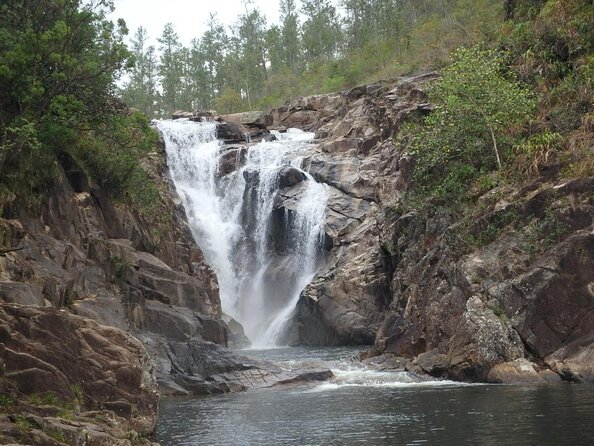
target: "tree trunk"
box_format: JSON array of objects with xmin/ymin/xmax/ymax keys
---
[
  {"xmin": 488, "ymin": 124, "xmax": 502, "ymax": 170},
  {"xmin": 504, "ymin": 0, "xmax": 516, "ymax": 20}
]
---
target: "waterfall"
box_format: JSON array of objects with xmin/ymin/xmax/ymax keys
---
[{"xmin": 156, "ymin": 120, "xmax": 327, "ymax": 346}]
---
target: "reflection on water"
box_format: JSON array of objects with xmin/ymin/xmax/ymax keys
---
[{"xmin": 155, "ymin": 348, "xmax": 594, "ymax": 446}]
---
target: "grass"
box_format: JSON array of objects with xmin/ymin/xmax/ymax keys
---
[
  {"xmin": 46, "ymin": 428, "xmax": 67, "ymax": 443},
  {"xmin": 0, "ymin": 394, "xmax": 14, "ymax": 411},
  {"xmin": 14, "ymin": 415, "xmax": 37, "ymax": 432},
  {"xmin": 109, "ymin": 256, "xmax": 133, "ymax": 284}
]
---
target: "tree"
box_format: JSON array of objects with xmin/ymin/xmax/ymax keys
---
[
  {"xmin": 158, "ymin": 23, "xmax": 183, "ymax": 113},
  {"xmin": 411, "ymin": 46, "xmax": 535, "ymax": 198},
  {"xmin": 186, "ymin": 38, "xmax": 213, "ymax": 110},
  {"xmin": 235, "ymin": 4, "xmax": 269, "ymax": 107},
  {"xmin": 0, "ymin": 0, "xmax": 130, "ymax": 127},
  {"xmin": 122, "ymin": 27, "xmax": 159, "ymax": 116},
  {"xmin": 279, "ymin": 0, "xmax": 301, "ymax": 70},
  {"xmin": 200, "ymin": 14, "xmax": 228, "ymax": 98},
  {"xmin": 301, "ymin": 0, "xmax": 343, "ymax": 65},
  {"xmin": 0, "ymin": 0, "xmax": 132, "ymax": 212}
]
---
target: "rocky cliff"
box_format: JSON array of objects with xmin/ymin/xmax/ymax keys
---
[
  {"xmin": 265, "ymin": 73, "xmax": 594, "ymax": 384},
  {"xmin": 0, "ymin": 124, "xmax": 247, "ymax": 443},
  {"xmin": 2, "ymin": 72, "xmax": 592, "ymax": 445},
  {"xmin": 0, "ymin": 115, "xmax": 340, "ymax": 444}
]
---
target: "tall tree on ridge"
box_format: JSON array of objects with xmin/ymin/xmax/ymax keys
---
[
  {"xmin": 280, "ymin": 0, "xmax": 301, "ymax": 70},
  {"xmin": 236, "ymin": 3, "xmax": 269, "ymax": 107},
  {"xmin": 122, "ymin": 27, "xmax": 159, "ymax": 116},
  {"xmin": 158, "ymin": 23, "xmax": 183, "ymax": 113},
  {"xmin": 301, "ymin": 0, "xmax": 343, "ymax": 65}
]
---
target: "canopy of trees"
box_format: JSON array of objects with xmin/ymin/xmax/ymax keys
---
[{"xmin": 122, "ymin": 0, "xmax": 505, "ymax": 116}]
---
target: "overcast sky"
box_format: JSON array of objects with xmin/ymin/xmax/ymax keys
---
[{"xmin": 110, "ymin": 0, "xmax": 282, "ymax": 46}]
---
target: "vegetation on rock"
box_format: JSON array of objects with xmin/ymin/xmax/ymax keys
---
[
  {"xmin": 0, "ymin": 0, "xmax": 162, "ymax": 222},
  {"xmin": 404, "ymin": 0, "xmax": 592, "ymax": 212},
  {"xmin": 409, "ymin": 46, "xmax": 536, "ymax": 202}
]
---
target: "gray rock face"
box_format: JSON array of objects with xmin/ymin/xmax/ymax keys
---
[
  {"xmin": 268, "ymin": 73, "xmax": 594, "ymax": 384},
  {"xmin": 218, "ymin": 146, "xmax": 247, "ymax": 176},
  {"xmin": 0, "ymin": 303, "xmax": 158, "ymax": 444},
  {"xmin": 271, "ymin": 75, "xmax": 438, "ymax": 347},
  {"xmin": 0, "ymin": 130, "xmax": 236, "ymax": 411},
  {"xmin": 371, "ymin": 177, "xmax": 594, "ymax": 382}
]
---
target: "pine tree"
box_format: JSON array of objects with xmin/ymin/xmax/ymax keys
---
[
  {"xmin": 158, "ymin": 23, "xmax": 183, "ymax": 113},
  {"xmin": 301, "ymin": 0, "xmax": 343, "ymax": 65},
  {"xmin": 279, "ymin": 0, "xmax": 301, "ymax": 70},
  {"xmin": 122, "ymin": 27, "xmax": 159, "ymax": 116}
]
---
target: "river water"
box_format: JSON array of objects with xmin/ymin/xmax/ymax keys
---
[{"xmin": 155, "ymin": 347, "xmax": 594, "ymax": 446}]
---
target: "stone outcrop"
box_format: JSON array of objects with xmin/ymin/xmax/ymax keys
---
[
  {"xmin": 0, "ymin": 139, "xmax": 229, "ymax": 394},
  {"xmin": 371, "ymin": 178, "xmax": 594, "ymax": 382},
  {"xmin": 0, "ymin": 124, "xmax": 244, "ymax": 443},
  {"xmin": 269, "ymin": 74, "xmax": 438, "ymax": 347},
  {"xmin": 150, "ymin": 340, "xmax": 333, "ymax": 396},
  {"xmin": 263, "ymin": 73, "xmax": 594, "ymax": 383},
  {"xmin": 0, "ymin": 303, "xmax": 158, "ymax": 445}
]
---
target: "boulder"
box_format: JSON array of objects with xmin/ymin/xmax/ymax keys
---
[
  {"xmin": 138, "ymin": 333, "xmax": 333, "ymax": 396},
  {"xmin": 216, "ymin": 121, "xmax": 246, "ymax": 144},
  {"xmin": 172, "ymin": 110, "xmax": 194, "ymax": 119},
  {"xmin": 447, "ymin": 296, "xmax": 525, "ymax": 381},
  {"xmin": 413, "ymin": 349, "xmax": 449, "ymax": 377},
  {"xmin": 278, "ymin": 165, "xmax": 307, "ymax": 188},
  {"xmin": 218, "ymin": 147, "xmax": 247, "ymax": 176},
  {"xmin": 219, "ymin": 111, "xmax": 272, "ymax": 129},
  {"xmin": 486, "ymin": 358, "xmax": 553, "ymax": 384},
  {"xmin": 546, "ymin": 333, "xmax": 594, "ymax": 383}
]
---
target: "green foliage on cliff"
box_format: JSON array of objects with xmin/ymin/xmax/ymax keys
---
[
  {"xmin": 399, "ymin": 0, "xmax": 593, "ymax": 259},
  {"xmin": 407, "ymin": 0, "xmax": 593, "ymax": 207},
  {"xmin": 502, "ymin": 0, "xmax": 594, "ymax": 177},
  {"xmin": 0, "ymin": 0, "xmax": 162, "ymax": 219},
  {"xmin": 409, "ymin": 47, "xmax": 536, "ymax": 202}
]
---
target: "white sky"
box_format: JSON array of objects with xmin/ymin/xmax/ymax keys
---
[{"xmin": 110, "ymin": 0, "xmax": 282, "ymax": 46}]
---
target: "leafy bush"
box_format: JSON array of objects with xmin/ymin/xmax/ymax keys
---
[
  {"xmin": 0, "ymin": 0, "xmax": 134, "ymax": 215},
  {"xmin": 71, "ymin": 111, "xmax": 160, "ymax": 209},
  {"xmin": 214, "ymin": 88, "xmax": 248, "ymax": 114},
  {"xmin": 409, "ymin": 46, "xmax": 536, "ymax": 203}
]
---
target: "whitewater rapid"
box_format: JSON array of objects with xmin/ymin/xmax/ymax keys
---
[{"xmin": 156, "ymin": 119, "xmax": 327, "ymax": 346}]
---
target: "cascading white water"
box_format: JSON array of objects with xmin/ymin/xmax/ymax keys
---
[{"xmin": 156, "ymin": 120, "xmax": 327, "ymax": 347}]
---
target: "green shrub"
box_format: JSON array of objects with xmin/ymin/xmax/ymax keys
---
[
  {"xmin": 409, "ymin": 46, "xmax": 536, "ymax": 205},
  {"xmin": 0, "ymin": 394, "xmax": 13, "ymax": 410}
]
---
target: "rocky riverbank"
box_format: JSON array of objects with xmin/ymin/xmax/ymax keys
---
[
  {"xmin": 1, "ymin": 70, "xmax": 592, "ymax": 445},
  {"xmin": 162, "ymin": 72, "xmax": 592, "ymax": 386}
]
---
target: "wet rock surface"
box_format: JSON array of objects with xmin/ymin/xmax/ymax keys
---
[
  {"xmin": 272, "ymin": 74, "xmax": 439, "ymax": 348},
  {"xmin": 0, "ymin": 128, "xmax": 242, "ymax": 443}
]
